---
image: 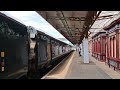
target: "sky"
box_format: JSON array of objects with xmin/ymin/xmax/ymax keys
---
[{"xmin": 0, "ymin": 11, "xmax": 73, "ymax": 45}]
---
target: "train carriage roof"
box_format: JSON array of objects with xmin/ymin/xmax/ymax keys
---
[
  {"xmin": 0, "ymin": 12, "xmax": 27, "ymax": 35},
  {"xmin": 37, "ymin": 29, "xmax": 69, "ymax": 45},
  {"xmin": 0, "ymin": 12, "xmax": 73, "ymax": 46},
  {"xmin": 28, "ymin": 26, "xmax": 71, "ymax": 45}
]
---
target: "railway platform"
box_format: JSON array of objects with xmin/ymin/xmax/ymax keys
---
[{"xmin": 42, "ymin": 51, "xmax": 120, "ymax": 79}]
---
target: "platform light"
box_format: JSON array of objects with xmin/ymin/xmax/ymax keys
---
[
  {"xmin": 1, "ymin": 66, "xmax": 4, "ymax": 72},
  {"xmin": 1, "ymin": 52, "xmax": 5, "ymax": 57}
]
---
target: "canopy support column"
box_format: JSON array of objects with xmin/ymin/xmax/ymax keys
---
[{"xmin": 83, "ymin": 37, "xmax": 89, "ymax": 63}]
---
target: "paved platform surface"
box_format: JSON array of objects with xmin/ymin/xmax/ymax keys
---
[
  {"xmin": 43, "ymin": 51, "xmax": 120, "ymax": 79},
  {"xmin": 90, "ymin": 54, "xmax": 120, "ymax": 79},
  {"xmin": 65, "ymin": 52, "xmax": 111, "ymax": 79}
]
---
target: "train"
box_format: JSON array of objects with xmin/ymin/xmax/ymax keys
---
[{"xmin": 0, "ymin": 12, "xmax": 73, "ymax": 79}]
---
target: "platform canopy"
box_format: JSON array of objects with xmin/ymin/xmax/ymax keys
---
[
  {"xmin": 89, "ymin": 11, "xmax": 120, "ymax": 39},
  {"xmin": 37, "ymin": 11, "xmax": 101, "ymax": 44}
]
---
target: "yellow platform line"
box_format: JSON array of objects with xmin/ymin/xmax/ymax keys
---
[{"xmin": 43, "ymin": 52, "xmax": 75, "ymax": 79}]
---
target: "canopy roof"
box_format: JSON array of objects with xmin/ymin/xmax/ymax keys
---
[
  {"xmin": 89, "ymin": 11, "xmax": 120, "ymax": 39},
  {"xmin": 37, "ymin": 11, "xmax": 100, "ymax": 44}
]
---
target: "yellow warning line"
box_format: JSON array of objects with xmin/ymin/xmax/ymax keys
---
[
  {"xmin": 42, "ymin": 51, "xmax": 75, "ymax": 79},
  {"xmin": 60, "ymin": 51, "xmax": 75, "ymax": 78}
]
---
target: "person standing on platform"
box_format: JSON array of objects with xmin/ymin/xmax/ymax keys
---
[{"xmin": 78, "ymin": 47, "xmax": 81, "ymax": 56}]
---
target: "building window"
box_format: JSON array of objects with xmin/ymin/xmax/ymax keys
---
[
  {"xmin": 113, "ymin": 37, "xmax": 116, "ymax": 58},
  {"xmin": 110, "ymin": 38, "xmax": 112, "ymax": 57}
]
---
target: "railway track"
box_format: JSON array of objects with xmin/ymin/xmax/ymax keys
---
[{"xmin": 18, "ymin": 51, "xmax": 73, "ymax": 79}]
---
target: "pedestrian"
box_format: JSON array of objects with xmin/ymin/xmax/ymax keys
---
[{"xmin": 78, "ymin": 47, "xmax": 81, "ymax": 56}]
